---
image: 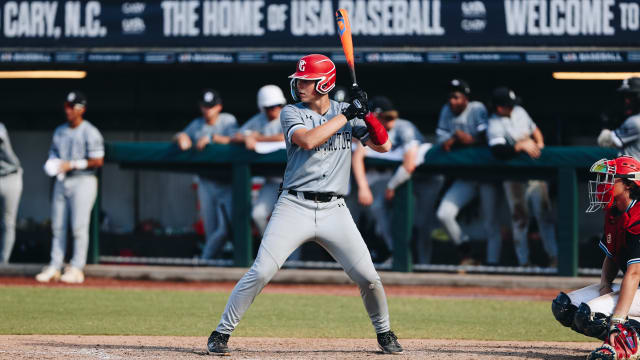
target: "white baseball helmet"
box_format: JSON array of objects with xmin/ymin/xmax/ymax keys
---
[{"xmin": 257, "ymin": 85, "xmax": 286, "ymax": 111}]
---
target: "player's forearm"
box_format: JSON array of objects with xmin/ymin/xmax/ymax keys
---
[
  {"xmin": 600, "ymin": 257, "xmax": 617, "ymax": 288},
  {"xmin": 87, "ymin": 158, "xmax": 104, "ymax": 169},
  {"xmin": 293, "ymin": 115, "xmax": 348, "ymax": 150},
  {"xmin": 612, "ymin": 267, "xmax": 640, "ymax": 318},
  {"xmin": 352, "ymin": 147, "xmax": 369, "ymax": 189},
  {"xmin": 212, "ymin": 135, "xmax": 232, "ymax": 144},
  {"xmin": 402, "ymin": 146, "xmax": 418, "ymax": 173},
  {"xmin": 255, "ymin": 134, "xmax": 285, "ymax": 142},
  {"xmin": 366, "ymin": 138, "xmax": 391, "ymax": 153},
  {"xmin": 532, "ymin": 128, "xmax": 544, "ymax": 147}
]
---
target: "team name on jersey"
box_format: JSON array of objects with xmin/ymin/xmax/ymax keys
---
[{"xmin": 315, "ymin": 131, "xmax": 352, "ymax": 152}]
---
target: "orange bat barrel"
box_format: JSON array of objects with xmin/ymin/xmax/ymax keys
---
[{"xmin": 336, "ymin": 8, "xmax": 356, "ymax": 85}]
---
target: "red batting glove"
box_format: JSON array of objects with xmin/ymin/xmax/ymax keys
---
[{"xmin": 364, "ymin": 113, "xmax": 389, "ymax": 146}]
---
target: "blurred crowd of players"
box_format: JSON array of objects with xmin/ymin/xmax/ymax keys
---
[{"xmin": 2, "ymin": 76, "xmax": 640, "ymax": 283}]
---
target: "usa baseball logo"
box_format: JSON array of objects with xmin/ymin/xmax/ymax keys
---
[{"xmin": 298, "ymin": 60, "xmax": 306, "ymax": 71}]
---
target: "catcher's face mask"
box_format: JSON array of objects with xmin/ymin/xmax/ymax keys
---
[{"xmin": 587, "ymin": 159, "xmax": 617, "ymax": 213}]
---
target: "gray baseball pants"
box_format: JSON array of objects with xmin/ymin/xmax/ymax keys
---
[
  {"xmin": 198, "ymin": 177, "xmax": 232, "ymax": 260},
  {"xmin": 436, "ymin": 180, "xmax": 502, "ymax": 264},
  {"xmin": 49, "ymin": 174, "xmax": 97, "ymax": 270},
  {"xmin": 216, "ymin": 191, "xmax": 391, "ymax": 334},
  {"xmin": 0, "ymin": 170, "xmax": 22, "ymax": 263},
  {"xmin": 503, "ymin": 180, "xmax": 558, "ymax": 265}
]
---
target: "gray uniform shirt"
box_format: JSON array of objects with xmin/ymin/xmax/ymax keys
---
[
  {"xmin": 0, "ymin": 123, "xmax": 21, "ymax": 176},
  {"xmin": 182, "ymin": 113, "xmax": 238, "ymax": 142},
  {"xmin": 281, "ymin": 100, "xmax": 370, "ymax": 195},
  {"xmin": 436, "ymin": 101, "xmax": 488, "ymax": 144},
  {"xmin": 487, "ymin": 106, "xmax": 537, "ymax": 147},
  {"xmin": 239, "ymin": 112, "xmax": 283, "ymax": 137},
  {"xmin": 387, "ymin": 118, "xmax": 424, "ymax": 151},
  {"xmin": 49, "ymin": 120, "xmax": 104, "ymax": 176},
  {"xmin": 614, "ymin": 114, "xmax": 640, "ymax": 159}
]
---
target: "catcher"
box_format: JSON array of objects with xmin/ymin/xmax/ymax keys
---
[{"xmin": 552, "ymin": 155, "xmax": 640, "ymax": 360}]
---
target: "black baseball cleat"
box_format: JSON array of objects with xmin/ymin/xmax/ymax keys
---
[
  {"xmin": 207, "ymin": 331, "xmax": 230, "ymax": 356},
  {"xmin": 377, "ymin": 330, "xmax": 403, "ymax": 354}
]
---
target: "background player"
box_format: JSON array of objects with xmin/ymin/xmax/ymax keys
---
[
  {"xmin": 487, "ymin": 87, "xmax": 558, "ymax": 267},
  {"xmin": 598, "ymin": 77, "xmax": 640, "ymax": 159},
  {"xmin": 435, "ymin": 79, "xmax": 501, "ymax": 265},
  {"xmin": 351, "ymin": 96, "xmax": 431, "ymax": 264},
  {"xmin": 36, "ymin": 91, "xmax": 104, "ymax": 283},
  {"xmin": 206, "ymin": 54, "xmax": 403, "ymax": 355},
  {"xmin": 0, "ymin": 122, "xmax": 22, "ymax": 264},
  {"xmin": 231, "ymin": 85, "xmax": 295, "ymax": 257},
  {"xmin": 552, "ymin": 156, "xmax": 640, "ymax": 360},
  {"xmin": 174, "ymin": 89, "xmax": 238, "ymax": 260}
]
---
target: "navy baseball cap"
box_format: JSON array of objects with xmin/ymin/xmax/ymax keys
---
[
  {"xmin": 369, "ymin": 96, "xmax": 395, "ymax": 114},
  {"xmin": 449, "ymin": 79, "xmax": 471, "ymax": 96},
  {"xmin": 65, "ymin": 91, "xmax": 87, "ymax": 107},
  {"xmin": 492, "ymin": 87, "xmax": 518, "ymax": 107},
  {"xmin": 199, "ymin": 89, "xmax": 222, "ymax": 107}
]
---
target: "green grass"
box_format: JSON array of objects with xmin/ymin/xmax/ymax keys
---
[{"xmin": 0, "ymin": 287, "xmax": 588, "ymax": 341}]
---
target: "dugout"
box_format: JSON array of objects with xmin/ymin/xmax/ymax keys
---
[{"xmin": 3, "ymin": 0, "xmax": 640, "ymax": 274}]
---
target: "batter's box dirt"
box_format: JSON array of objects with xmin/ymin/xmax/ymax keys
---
[{"xmin": 0, "ymin": 335, "xmax": 598, "ymax": 359}]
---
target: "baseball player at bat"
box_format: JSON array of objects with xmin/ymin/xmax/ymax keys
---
[
  {"xmin": 552, "ymin": 156, "xmax": 640, "ymax": 360},
  {"xmin": 598, "ymin": 77, "xmax": 640, "ymax": 160},
  {"xmin": 0, "ymin": 122, "xmax": 22, "ymax": 264},
  {"xmin": 174, "ymin": 90, "xmax": 238, "ymax": 260},
  {"xmin": 435, "ymin": 79, "xmax": 501, "ymax": 265},
  {"xmin": 207, "ymin": 54, "xmax": 403, "ymax": 355},
  {"xmin": 487, "ymin": 87, "xmax": 558, "ymax": 267},
  {"xmin": 36, "ymin": 91, "xmax": 104, "ymax": 284}
]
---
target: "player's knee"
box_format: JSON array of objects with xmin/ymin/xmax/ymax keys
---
[
  {"xmin": 573, "ymin": 303, "xmax": 608, "ymax": 340},
  {"xmin": 551, "ymin": 292, "xmax": 577, "ymax": 328},
  {"xmin": 246, "ymin": 264, "xmax": 273, "ymax": 288},
  {"xmin": 436, "ymin": 203, "xmax": 456, "ymax": 222},
  {"xmin": 251, "ymin": 205, "xmax": 268, "ymax": 222}
]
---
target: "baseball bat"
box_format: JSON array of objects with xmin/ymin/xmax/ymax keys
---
[{"xmin": 336, "ymin": 9, "xmax": 357, "ymax": 87}]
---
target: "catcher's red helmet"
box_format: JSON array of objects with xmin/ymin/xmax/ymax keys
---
[
  {"xmin": 587, "ymin": 155, "xmax": 640, "ymax": 212},
  {"xmin": 288, "ymin": 54, "xmax": 336, "ymax": 101}
]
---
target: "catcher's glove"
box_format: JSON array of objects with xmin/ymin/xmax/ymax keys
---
[{"xmin": 587, "ymin": 322, "xmax": 640, "ymax": 360}]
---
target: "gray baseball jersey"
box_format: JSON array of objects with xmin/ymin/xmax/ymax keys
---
[
  {"xmin": 182, "ymin": 113, "xmax": 238, "ymax": 141},
  {"xmin": 487, "ymin": 106, "xmax": 537, "ymax": 146},
  {"xmin": 281, "ymin": 100, "xmax": 370, "ymax": 195},
  {"xmin": 49, "ymin": 120, "xmax": 104, "ymax": 175},
  {"xmin": 387, "ymin": 118, "xmax": 424, "ymax": 150},
  {"xmin": 614, "ymin": 114, "xmax": 640, "ymax": 159},
  {"xmin": 239, "ymin": 112, "xmax": 283, "ymax": 136},
  {"xmin": 436, "ymin": 101, "xmax": 488, "ymax": 144},
  {"xmin": 0, "ymin": 123, "xmax": 21, "ymax": 176}
]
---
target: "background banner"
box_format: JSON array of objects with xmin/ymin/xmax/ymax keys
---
[{"xmin": 1, "ymin": 0, "xmax": 640, "ymax": 48}]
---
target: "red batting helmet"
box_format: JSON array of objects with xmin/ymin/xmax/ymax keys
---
[
  {"xmin": 587, "ymin": 155, "xmax": 640, "ymax": 212},
  {"xmin": 288, "ymin": 54, "xmax": 336, "ymax": 101}
]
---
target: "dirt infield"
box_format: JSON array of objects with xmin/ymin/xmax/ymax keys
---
[
  {"xmin": 0, "ymin": 335, "xmax": 598, "ymax": 359},
  {"xmin": 0, "ymin": 276, "xmax": 563, "ymax": 300}
]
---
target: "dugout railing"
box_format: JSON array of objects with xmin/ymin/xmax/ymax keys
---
[{"xmin": 97, "ymin": 143, "xmax": 618, "ymax": 277}]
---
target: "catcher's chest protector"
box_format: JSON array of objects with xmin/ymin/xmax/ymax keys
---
[{"xmin": 602, "ymin": 202, "xmax": 640, "ymax": 271}]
